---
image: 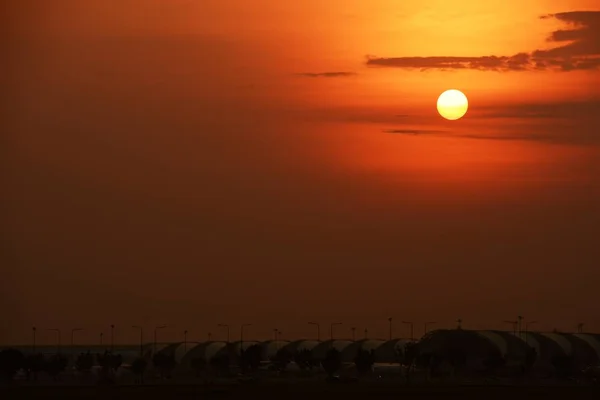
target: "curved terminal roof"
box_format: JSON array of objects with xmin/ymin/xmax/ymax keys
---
[
  {"xmin": 179, "ymin": 341, "xmax": 228, "ymax": 368},
  {"xmin": 339, "ymin": 340, "xmax": 384, "ymax": 363},
  {"xmin": 375, "ymin": 339, "xmax": 412, "ymax": 363},
  {"xmin": 259, "ymin": 340, "xmax": 290, "ymax": 360},
  {"xmin": 311, "ymin": 340, "xmax": 354, "ymax": 360},
  {"xmin": 574, "ymin": 334, "xmax": 600, "ymax": 361},
  {"xmin": 282, "ymin": 340, "xmax": 320, "ymax": 354}
]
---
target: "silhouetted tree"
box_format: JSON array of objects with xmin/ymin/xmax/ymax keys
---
[
  {"xmin": 0, "ymin": 348, "xmax": 25, "ymax": 382},
  {"xmin": 270, "ymin": 348, "xmax": 292, "ymax": 372},
  {"xmin": 294, "ymin": 349, "xmax": 316, "ymax": 371},
  {"xmin": 76, "ymin": 351, "xmax": 94, "ymax": 374},
  {"xmin": 321, "ymin": 348, "xmax": 342, "ymax": 378},
  {"xmin": 240, "ymin": 344, "xmax": 262, "ymax": 373},
  {"xmin": 190, "ymin": 357, "xmax": 206, "ymax": 378},
  {"xmin": 401, "ymin": 342, "xmax": 419, "ymax": 382},
  {"xmin": 23, "ymin": 353, "xmax": 44, "ymax": 381},
  {"xmin": 354, "ymin": 349, "xmax": 375, "ymax": 377},
  {"xmin": 44, "ymin": 354, "xmax": 68, "ymax": 381},
  {"xmin": 152, "ymin": 353, "xmax": 176, "ymax": 379},
  {"xmin": 131, "ymin": 358, "xmax": 147, "ymax": 384},
  {"xmin": 209, "ymin": 354, "xmax": 230, "ymax": 376}
]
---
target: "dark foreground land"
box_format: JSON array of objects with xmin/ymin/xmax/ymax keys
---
[{"xmin": 2, "ymin": 382, "xmax": 600, "ymax": 399}]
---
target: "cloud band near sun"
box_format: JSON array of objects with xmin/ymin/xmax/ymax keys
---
[{"xmin": 366, "ymin": 11, "xmax": 600, "ymax": 72}]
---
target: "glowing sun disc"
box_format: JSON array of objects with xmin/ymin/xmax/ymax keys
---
[{"xmin": 437, "ymin": 89, "xmax": 468, "ymax": 120}]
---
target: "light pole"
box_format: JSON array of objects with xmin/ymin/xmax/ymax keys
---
[
  {"xmin": 330, "ymin": 322, "xmax": 342, "ymax": 340},
  {"xmin": 183, "ymin": 330, "xmax": 188, "ymax": 352},
  {"xmin": 351, "ymin": 327, "xmax": 356, "ymax": 342},
  {"xmin": 218, "ymin": 324, "xmax": 230, "ymax": 342},
  {"xmin": 48, "ymin": 329, "xmax": 61, "ymax": 353},
  {"xmin": 100, "ymin": 332, "xmax": 104, "ymax": 346},
  {"xmin": 504, "ymin": 320, "xmax": 518, "ymax": 335},
  {"xmin": 154, "ymin": 325, "xmax": 166, "ymax": 353},
  {"xmin": 71, "ymin": 328, "xmax": 83, "ymax": 347},
  {"xmin": 273, "ymin": 328, "xmax": 278, "ymax": 341},
  {"xmin": 517, "ymin": 315, "xmax": 523, "ymax": 335},
  {"xmin": 308, "ymin": 322, "xmax": 320, "ymax": 341},
  {"xmin": 424, "ymin": 322, "xmax": 436, "ymax": 335},
  {"xmin": 110, "ymin": 324, "xmax": 115, "ymax": 351},
  {"xmin": 577, "ymin": 323, "xmax": 584, "ymax": 333},
  {"xmin": 241, "ymin": 324, "xmax": 251, "ymax": 351},
  {"xmin": 32, "ymin": 326, "xmax": 37, "ymax": 353},
  {"xmin": 456, "ymin": 319, "xmax": 463, "ymax": 330},
  {"xmin": 364, "ymin": 328, "xmax": 368, "ymax": 339},
  {"xmin": 402, "ymin": 321, "xmax": 414, "ymax": 341},
  {"xmin": 388, "ymin": 318, "xmax": 393, "ymax": 340},
  {"xmin": 132, "ymin": 326, "xmax": 143, "ymax": 357},
  {"xmin": 208, "ymin": 332, "xmax": 212, "ymax": 341}
]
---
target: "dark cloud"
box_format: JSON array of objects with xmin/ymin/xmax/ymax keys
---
[
  {"xmin": 366, "ymin": 11, "xmax": 600, "ymax": 72},
  {"xmin": 383, "ymin": 129, "xmax": 565, "ymax": 143},
  {"xmin": 384, "ymin": 129, "xmax": 446, "ymax": 135},
  {"xmin": 295, "ymin": 71, "xmax": 356, "ymax": 78}
]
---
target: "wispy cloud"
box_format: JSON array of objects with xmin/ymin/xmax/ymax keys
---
[
  {"xmin": 295, "ymin": 71, "xmax": 357, "ymax": 78},
  {"xmin": 366, "ymin": 11, "xmax": 600, "ymax": 72}
]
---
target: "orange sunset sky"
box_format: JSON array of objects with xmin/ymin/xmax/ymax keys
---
[{"xmin": 3, "ymin": 1, "xmax": 600, "ymax": 344}]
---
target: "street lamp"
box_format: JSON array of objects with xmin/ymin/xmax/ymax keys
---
[
  {"xmin": 364, "ymin": 328, "xmax": 368, "ymax": 339},
  {"xmin": 100, "ymin": 332, "xmax": 104, "ymax": 346},
  {"xmin": 154, "ymin": 325, "xmax": 167, "ymax": 353},
  {"xmin": 424, "ymin": 322, "xmax": 436, "ymax": 335},
  {"xmin": 456, "ymin": 319, "xmax": 463, "ymax": 330},
  {"xmin": 183, "ymin": 330, "xmax": 188, "ymax": 352},
  {"xmin": 308, "ymin": 322, "xmax": 320, "ymax": 341},
  {"xmin": 32, "ymin": 327, "xmax": 37, "ymax": 353},
  {"xmin": 71, "ymin": 328, "xmax": 83, "ymax": 347},
  {"xmin": 402, "ymin": 321, "xmax": 414, "ymax": 341},
  {"xmin": 351, "ymin": 327, "xmax": 356, "ymax": 342},
  {"xmin": 132, "ymin": 326, "xmax": 143, "ymax": 357},
  {"xmin": 241, "ymin": 324, "xmax": 251, "ymax": 351},
  {"xmin": 388, "ymin": 318, "xmax": 393, "ymax": 340},
  {"xmin": 110, "ymin": 324, "xmax": 115, "ymax": 351},
  {"xmin": 330, "ymin": 322, "xmax": 342, "ymax": 340},
  {"xmin": 517, "ymin": 315, "xmax": 524, "ymax": 335},
  {"xmin": 218, "ymin": 324, "xmax": 230, "ymax": 342},
  {"xmin": 47, "ymin": 329, "xmax": 61, "ymax": 353}
]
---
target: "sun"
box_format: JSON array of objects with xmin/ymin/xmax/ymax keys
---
[{"xmin": 437, "ymin": 89, "xmax": 468, "ymax": 120}]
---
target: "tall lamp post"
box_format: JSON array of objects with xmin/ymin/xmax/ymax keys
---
[
  {"xmin": 241, "ymin": 324, "xmax": 251, "ymax": 351},
  {"xmin": 351, "ymin": 327, "xmax": 356, "ymax": 342},
  {"xmin": 308, "ymin": 322, "xmax": 320, "ymax": 341},
  {"xmin": 154, "ymin": 325, "xmax": 167, "ymax": 353},
  {"xmin": 132, "ymin": 326, "xmax": 143, "ymax": 357},
  {"xmin": 110, "ymin": 324, "xmax": 115, "ymax": 351},
  {"xmin": 32, "ymin": 326, "xmax": 37, "ymax": 353},
  {"xmin": 402, "ymin": 321, "xmax": 414, "ymax": 341},
  {"xmin": 364, "ymin": 328, "xmax": 368, "ymax": 339},
  {"xmin": 183, "ymin": 330, "xmax": 188, "ymax": 352},
  {"xmin": 218, "ymin": 324, "xmax": 230, "ymax": 343},
  {"xmin": 48, "ymin": 329, "xmax": 61, "ymax": 354},
  {"xmin": 100, "ymin": 332, "xmax": 104, "ymax": 346},
  {"xmin": 388, "ymin": 318, "xmax": 393, "ymax": 340}
]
